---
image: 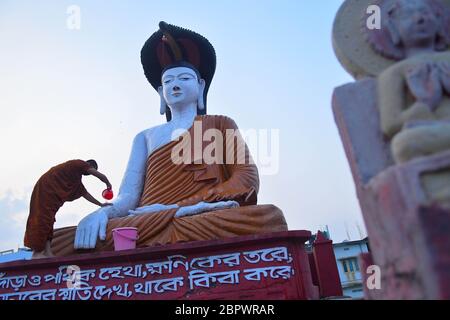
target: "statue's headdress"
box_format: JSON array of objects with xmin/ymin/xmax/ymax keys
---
[{"xmin": 141, "ymin": 21, "xmax": 217, "ymax": 121}]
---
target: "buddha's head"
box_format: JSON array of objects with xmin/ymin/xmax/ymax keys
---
[
  {"xmin": 141, "ymin": 22, "xmax": 216, "ymax": 122},
  {"xmin": 158, "ymin": 62, "xmax": 206, "ymax": 116},
  {"xmin": 366, "ymin": 0, "xmax": 450, "ymax": 60}
]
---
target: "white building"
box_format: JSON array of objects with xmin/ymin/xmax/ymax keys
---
[
  {"xmin": 333, "ymin": 238, "xmax": 369, "ymax": 299},
  {"xmin": 0, "ymin": 248, "xmax": 32, "ymax": 264}
]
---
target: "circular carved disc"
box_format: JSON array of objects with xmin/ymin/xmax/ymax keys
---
[{"xmin": 332, "ymin": 0, "xmax": 450, "ymax": 79}]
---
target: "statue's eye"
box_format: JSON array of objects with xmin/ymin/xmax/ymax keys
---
[
  {"xmin": 163, "ymin": 79, "xmax": 172, "ymax": 84},
  {"xmin": 180, "ymin": 77, "xmax": 191, "ymax": 81}
]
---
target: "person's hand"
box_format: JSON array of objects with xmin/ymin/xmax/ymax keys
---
[
  {"xmin": 100, "ymin": 203, "xmax": 113, "ymax": 207},
  {"xmin": 175, "ymin": 201, "xmax": 239, "ymax": 218},
  {"xmin": 74, "ymin": 208, "xmax": 110, "ymax": 249},
  {"xmin": 128, "ymin": 204, "xmax": 178, "ymax": 216}
]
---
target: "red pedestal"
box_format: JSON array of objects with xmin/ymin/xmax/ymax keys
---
[
  {"xmin": 312, "ymin": 232, "xmax": 343, "ymax": 298},
  {"xmin": 0, "ymin": 231, "xmax": 326, "ymax": 300}
]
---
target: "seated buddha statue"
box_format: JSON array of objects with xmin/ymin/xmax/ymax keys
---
[
  {"xmin": 51, "ymin": 22, "xmax": 287, "ymax": 256},
  {"xmin": 367, "ymin": 0, "xmax": 450, "ymax": 164}
]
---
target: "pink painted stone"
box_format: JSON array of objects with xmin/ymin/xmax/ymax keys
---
[{"xmin": 333, "ymin": 79, "xmax": 450, "ymax": 299}]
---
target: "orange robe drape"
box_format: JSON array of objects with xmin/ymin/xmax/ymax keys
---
[
  {"xmin": 24, "ymin": 160, "xmax": 91, "ymax": 252},
  {"xmin": 51, "ymin": 115, "xmax": 287, "ymax": 256}
]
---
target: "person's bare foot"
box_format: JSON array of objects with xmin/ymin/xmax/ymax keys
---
[
  {"xmin": 31, "ymin": 251, "xmax": 49, "ymax": 260},
  {"xmin": 43, "ymin": 240, "xmax": 55, "ymax": 257}
]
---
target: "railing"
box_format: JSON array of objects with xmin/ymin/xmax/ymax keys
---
[
  {"xmin": 0, "ymin": 250, "xmax": 14, "ymax": 256},
  {"xmin": 340, "ymin": 279, "xmax": 362, "ymax": 288}
]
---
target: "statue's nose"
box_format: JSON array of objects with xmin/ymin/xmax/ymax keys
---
[
  {"xmin": 173, "ymin": 85, "xmax": 181, "ymax": 92},
  {"xmin": 417, "ymin": 16, "xmax": 425, "ymax": 25}
]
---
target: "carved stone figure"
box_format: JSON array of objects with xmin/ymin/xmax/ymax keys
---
[
  {"xmin": 366, "ymin": 0, "xmax": 450, "ymax": 164},
  {"xmin": 332, "ymin": 0, "xmax": 450, "ymax": 299}
]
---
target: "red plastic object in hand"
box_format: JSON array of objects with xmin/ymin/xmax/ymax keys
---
[{"xmin": 102, "ymin": 189, "xmax": 114, "ymax": 200}]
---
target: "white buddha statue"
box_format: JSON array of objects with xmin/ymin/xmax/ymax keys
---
[{"xmin": 51, "ymin": 22, "xmax": 287, "ymax": 255}]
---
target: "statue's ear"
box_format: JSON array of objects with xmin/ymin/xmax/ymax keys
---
[
  {"xmin": 435, "ymin": 25, "xmax": 450, "ymax": 51},
  {"xmin": 386, "ymin": 8, "xmax": 401, "ymax": 47},
  {"xmin": 198, "ymin": 79, "xmax": 206, "ymax": 111},
  {"xmin": 386, "ymin": 21, "xmax": 401, "ymax": 47},
  {"xmin": 158, "ymin": 86, "xmax": 166, "ymax": 115}
]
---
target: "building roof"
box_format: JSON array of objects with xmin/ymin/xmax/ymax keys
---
[{"xmin": 333, "ymin": 237, "xmax": 369, "ymax": 247}]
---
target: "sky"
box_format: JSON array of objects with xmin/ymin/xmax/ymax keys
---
[{"xmin": 0, "ymin": 0, "xmax": 366, "ymax": 252}]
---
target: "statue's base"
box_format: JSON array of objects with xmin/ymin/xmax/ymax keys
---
[
  {"xmin": 360, "ymin": 152, "xmax": 450, "ymax": 299},
  {"xmin": 0, "ymin": 231, "xmax": 339, "ymax": 300},
  {"xmin": 333, "ymin": 80, "xmax": 450, "ymax": 299}
]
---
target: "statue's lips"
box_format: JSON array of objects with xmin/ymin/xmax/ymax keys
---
[
  {"xmin": 414, "ymin": 22, "xmax": 434, "ymax": 33},
  {"xmin": 172, "ymin": 93, "xmax": 183, "ymax": 97},
  {"xmin": 414, "ymin": 29, "xmax": 434, "ymax": 38}
]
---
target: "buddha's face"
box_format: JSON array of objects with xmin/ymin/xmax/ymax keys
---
[
  {"xmin": 390, "ymin": 0, "xmax": 439, "ymax": 49},
  {"xmin": 161, "ymin": 67, "xmax": 202, "ymax": 108}
]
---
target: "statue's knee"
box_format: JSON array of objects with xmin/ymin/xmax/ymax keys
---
[
  {"xmin": 391, "ymin": 131, "xmax": 420, "ymax": 163},
  {"xmin": 391, "ymin": 126, "xmax": 450, "ymax": 163}
]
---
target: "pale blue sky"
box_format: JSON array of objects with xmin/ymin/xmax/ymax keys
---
[{"xmin": 0, "ymin": 0, "xmax": 365, "ymax": 252}]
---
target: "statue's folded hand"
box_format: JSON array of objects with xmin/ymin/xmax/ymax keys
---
[
  {"xmin": 128, "ymin": 204, "xmax": 179, "ymax": 216},
  {"xmin": 175, "ymin": 201, "xmax": 239, "ymax": 218},
  {"xmin": 74, "ymin": 207, "xmax": 110, "ymax": 249}
]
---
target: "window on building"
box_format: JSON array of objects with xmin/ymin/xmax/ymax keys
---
[{"xmin": 341, "ymin": 257, "xmax": 360, "ymax": 281}]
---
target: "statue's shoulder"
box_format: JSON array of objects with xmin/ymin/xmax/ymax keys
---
[
  {"xmin": 198, "ymin": 114, "xmax": 239, "ymax": 129},
  {"xmin": 380, "ymin": 59, "xmax": 412, "ymax": 77},
  {"xmin": 382, "ymin": 51, "xmax": 450, "ymax": 77},
  {"xmin": 136, "ymin": 123, "xmax": 168, "ymax": 140}
]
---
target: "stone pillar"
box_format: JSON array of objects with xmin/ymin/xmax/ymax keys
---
[{"xmin": 332, "ymin": 0, "xmax": 450, "ymax": 299}]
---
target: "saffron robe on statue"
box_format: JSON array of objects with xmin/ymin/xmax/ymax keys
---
[
  {"xmin": 24, "ymin": 160, "xmax": 91, "ymax": 252},
  {"xmin": 51, "ymin": 115, "xmax": 287, "ymax": 256}
]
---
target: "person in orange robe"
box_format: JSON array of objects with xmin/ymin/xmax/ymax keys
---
[{"xmin": 24, "ymin": 159, "xmax": 113, "ymax": 259}]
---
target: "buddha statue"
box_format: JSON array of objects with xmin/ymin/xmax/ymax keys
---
[
  {"xmin": 365, "ymin": 0, "xmax": 450, "ymax": 164},
  {"xmin": 50, "ymin": 22, "xmax": 287, "ymax": 256}
]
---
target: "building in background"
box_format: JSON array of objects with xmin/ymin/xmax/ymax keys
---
[
  {"xmin": 0, "ymin": 248, "xmax": 31, "ymax": 263},
  {"xmin": 333, "ymin": 238, "xmax": 369, "ymax": 299}
]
